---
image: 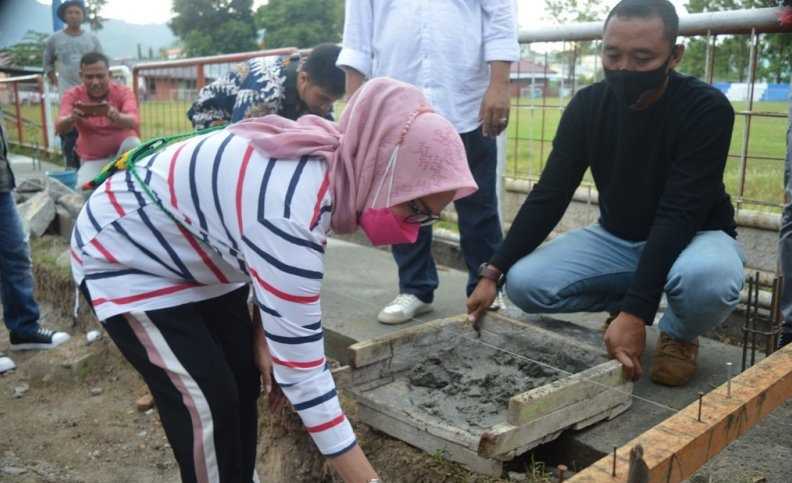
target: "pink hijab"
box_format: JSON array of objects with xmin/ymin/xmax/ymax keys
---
[{"xmin": 228, "ymin": 78, "xmax": 477, "ymax": 234}]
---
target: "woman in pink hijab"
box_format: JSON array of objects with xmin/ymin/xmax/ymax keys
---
[{"xmin": 69, "ymin": 78, "xmax": 476, "ymax": 482}]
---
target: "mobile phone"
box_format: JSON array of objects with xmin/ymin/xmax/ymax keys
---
[{"xmin": 76, "ymin": 102, "xmax": 109, "ymax": 117}]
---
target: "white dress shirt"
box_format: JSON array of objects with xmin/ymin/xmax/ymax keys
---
[{"xmin": 337, "ymin": 0, "xmax": 519, "ymax": 134}]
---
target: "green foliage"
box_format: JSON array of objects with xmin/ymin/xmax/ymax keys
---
[
  {"xmin": 544, "ymin": 0, "xmax": 610, "ymax": 82},
  {"xmin": 85, "ymin": 0, "xmax": 107, "ymax": 31},
  {"xmin": 255, "ymin": 0, "xmax": 344, "ymax": 49},
  {"xmin": 0, "ymin": 31, "xmax": 49, "ymax": 67},
  {"xmin": 170, "ymin": 0, "xmax": 258, "ymax": 56},
  {"xmin": 678, "ymin": 0, "xmax": 791, "ymax": 83}
]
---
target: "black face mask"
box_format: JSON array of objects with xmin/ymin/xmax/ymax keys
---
[{"xmin": 604, "ymin": 56, "xmax": 671, "ymax": 107}]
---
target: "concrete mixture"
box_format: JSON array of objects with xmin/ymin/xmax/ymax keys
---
[{"xmin": 402, "ymin": 331, "xmax": 605, "ymax": 430}]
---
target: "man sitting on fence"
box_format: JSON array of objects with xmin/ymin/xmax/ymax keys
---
[
  {"xmin": 467, "ymin": 0, "xmax": 744, "ymax": 387},
  {"xmin": 187, "ymin": 43, "xmax": 344, "ymax": 128},
  {"xmin": 56, "ymin": 52, "xmax": 140, "ymax": 189}
]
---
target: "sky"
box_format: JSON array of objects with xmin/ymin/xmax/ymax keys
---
[{"xmin": 36, "ymin": 0, "xmax": 691, "ymax": 28}]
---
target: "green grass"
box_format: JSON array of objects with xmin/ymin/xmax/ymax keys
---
[
  {"xmin": 7, "ymin": 96, "xmax": 789, "ymax": 211},
  {"xmin": 506, "ymin": 97, "xmax": 790, "ymax": 212}
]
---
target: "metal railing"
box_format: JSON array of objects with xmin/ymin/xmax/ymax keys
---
[
  {"xmin": 0, "ymin": 74, "xmax": 52, "ymax": 150},
  {"xmin": 131, "ymin": 48, "xmax": 297, "ymax": 140},
  {"xmin": 509, "ymin": 7, "xmax": 791, "ymax": 213}
]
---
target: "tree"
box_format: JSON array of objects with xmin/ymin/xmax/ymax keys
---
[
  {"xmin": 170, "ymin": 0, "xmax": 258, "ymax": 57},
  {"xmin": 544, "ymin": 0, "xmax": 610, "ymax": 84},
  {"xmin": 0, "ymin": 31, "xmax": 48, "ymax": 67},
  {"xmin": 679, "ymin": 0, "xmax": 791, "ymax": 84},
  {"xmin": 85, "ymin": 0, "xmax": 107, "ymax": 31},
  {"xmin": 255, "ymin": 0, "xmax": 344, "ymax": 49}
]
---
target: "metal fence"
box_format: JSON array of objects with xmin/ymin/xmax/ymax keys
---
[
  {"xmin": 509, "ymin": 7, "xmax": 791, "ymax": 212},
  {"xmin": 0, "ymin": 74, "xmax": 53, "ymax": 150},
  {"xmin": 1, "ymin": 8, "xmax": 789, "ymax": 214}
]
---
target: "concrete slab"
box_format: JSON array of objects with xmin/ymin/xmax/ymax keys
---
[
  {"xmin": 494, "ymin": 306, "xmax": 748, "ymax": 452},
  {"xmin": 321, "ymin": 237, "xmax": 469, "ymax": 364}
]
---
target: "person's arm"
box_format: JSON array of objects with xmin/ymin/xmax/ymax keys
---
[
  {"xmin": 107, "ymin": 86, "xmax": 139, "ymax": 130},
  {"xmin": 479, "ymin": 0, "xmax": 520, "ymax": 137},
  {"xmin": 55, "ymin": 88, "xmax": 83, "ymax": 135},
  {"xmin": 468, "ymin": 91, "xmax": 589, "ymax": 322},
  {"xmin": 43, "ymin": 36, "xmax": 57, "ymax": 86},
  {"xmin": 186, "ymin": 63, "xmax": 244, "ymax": 129},
  {"xmin": 336, "ymin": 0, "xmax": 373, "ymax": 98},
  {"xmin": 619, "ymin": 100, "xmax": 736, "ymax": 326},
  {"xmin": 243, "ymin": 217, "xmax": 378, "ymax": 481}
]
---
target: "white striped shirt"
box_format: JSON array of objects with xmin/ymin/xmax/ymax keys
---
[{"xmin": 70, "ymin": 129, "xmax": 355, "ymax": 456}]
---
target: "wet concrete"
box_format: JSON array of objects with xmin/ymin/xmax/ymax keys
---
[{"xmin": 395, "ymin": 329, "xmax": 607, "ymax": 431}]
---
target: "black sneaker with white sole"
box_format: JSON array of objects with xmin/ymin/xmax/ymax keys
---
[{"xmin": 9, "ymin": 327, "xmax": 71, "ymax": 351}]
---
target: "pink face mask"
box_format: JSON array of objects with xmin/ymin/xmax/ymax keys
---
[{"xmin": 359, "ymin": 146, "xmax": 420, "ymax": 246}]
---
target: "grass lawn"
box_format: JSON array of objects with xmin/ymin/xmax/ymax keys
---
[
  {"xmin": 506, "ymin": 97, "xmax": 789, "ymax": 211},
  {"xmin": 6, "ymin": 95, "xmax": 789, "ymax": 211}
]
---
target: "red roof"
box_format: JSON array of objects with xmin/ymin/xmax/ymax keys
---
[{"xmin": 510, "ymin": 59, "xmax": 557, "ymax": 75}]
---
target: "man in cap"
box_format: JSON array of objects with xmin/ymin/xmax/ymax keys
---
[{"xmin": 44, "ymin": 0, "xmax": 104, "ymax": 169}]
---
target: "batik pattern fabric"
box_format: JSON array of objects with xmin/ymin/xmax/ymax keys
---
[{"xmin": 187, "ymin": 56, "xmax": 294, "ymax": 130}]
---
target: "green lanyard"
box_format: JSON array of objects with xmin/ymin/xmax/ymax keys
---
[{"xmin": 85, "ymin": 125, "xmax": 226, "ymax": 213}]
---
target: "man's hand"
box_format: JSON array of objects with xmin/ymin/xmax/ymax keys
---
[
  {"xmin": 107, "ymin": 106, "xmax": 121, "ymax": 123},
  {"xmin": 479, "ymin": 61, "xmax": 512, "ymax": 137},
  {"xmin": 70, "ymin": 108, "xmax": 86, "ymax": 122},
  {"xmin": 467, "ymin": 278, "xmax": 498, "ymax": 332},
  {"xmin": 603, "ymin": 312, "xmax": 647, "ymax": 381}
]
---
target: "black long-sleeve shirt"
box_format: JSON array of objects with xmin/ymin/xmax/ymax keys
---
[{"xmin": 491, "ymin": 71, "xmax": 737, "ymax": 323}]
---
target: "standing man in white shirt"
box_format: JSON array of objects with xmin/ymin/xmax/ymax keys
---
[{"xmin": 337, "ymin": 0, "xmax": 520, "ymax": 324}]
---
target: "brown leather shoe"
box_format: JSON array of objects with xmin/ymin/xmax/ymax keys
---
[{"xmin": 651, "ymin": 332, "xmax": 699, "ymax": 386}]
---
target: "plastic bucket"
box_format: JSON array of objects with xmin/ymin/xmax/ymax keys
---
[{"xmin": 46, "ymin": 169, "xmax": 78, "ymax": 190}]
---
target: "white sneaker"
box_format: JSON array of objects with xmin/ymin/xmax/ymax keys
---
[
  {"xmin": 378, "ymin": 294, "xmax": 433, "ymax": 325},
  {"xmin": 0, "ymin": 355, "xmax": 16, "ymax": 374},
  {"xmin": 488, "ymin": 292, "xmax": 507, "ymax": 311}
]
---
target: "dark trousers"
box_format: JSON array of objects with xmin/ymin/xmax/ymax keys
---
[
  {"xmin": 61, "ymin": 128, "xmax": 79, "ymax": 169},
  {"xmin": 391, "ymin": 127, "xmax": 503, "ymax": 302},
  {"xmin": 97, "ymin": 286, "xmax": 261, "ymax": 483},
  {"xmin": 780, "ymin": 110, "xmax": 792, "ymax": 346},
  {"xmin": 0, "ymin": 192, "xmax": 40, "ymax": 335}
]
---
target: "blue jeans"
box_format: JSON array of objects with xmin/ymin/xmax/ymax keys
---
[
  {"xmin": 0, "ymin": 191, "xmax": 40, "ymax": 335},
  {"xmin": 780, "ymin": 101, "xmax": 792, "ymax": 340},
  {"xmin": 392, "ymin": 127, "xmax": 503, "ymax": 302},
  {"xmin": 504, "ymin": 224, "xmax": 745, "ymax": 342}
]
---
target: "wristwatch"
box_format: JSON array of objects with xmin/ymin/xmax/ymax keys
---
[{"xmin": 477, "ymin": 263, "xmax": 504, "ymax": 288}]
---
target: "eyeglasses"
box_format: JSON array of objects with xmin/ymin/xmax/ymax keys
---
[{"xmin": 404, "ymin": 200, "xmax": 440, "ymax": 226}]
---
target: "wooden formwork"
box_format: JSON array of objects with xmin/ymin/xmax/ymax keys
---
[
  {"xmin": 337, "ymin": 313, "xmax": 634, "ymax": 476},
  {"xmin": 569, "ymin": 341, "xmax": 792, "ymax": 483}
]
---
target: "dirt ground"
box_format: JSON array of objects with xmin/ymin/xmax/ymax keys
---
[
  {"xmin": 4, "ymin": 236, "xmax": 790, "ymax": 482},
  {"xmin": 0, "ymin": 237, "xmax": 524, "ymax": 483}
]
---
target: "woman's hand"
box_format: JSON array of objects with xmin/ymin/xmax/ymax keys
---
[{"xmin": 252, "ymin": 315, "xmax": 286, "ymax": 411}]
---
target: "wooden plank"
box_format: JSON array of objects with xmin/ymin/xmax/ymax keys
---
[
  {"xmin": 479, "ymin": 384, "xmax": 632, "ymax": 458},
  {"xmin": 357, "ymin": 404, "xmax": 503, "ymax": 476},
  {"xmin": 568, "ymin": 343, "xmax": 792, "ymax": 483},
  {"xmin": 508, "ymin": 360, "xmax": 628, "ymax": 425},
  {"xmin": 348, "ymin": 315, "xmax": 467, "ymax": 368},
  {"xmin": 352, "ymin": 379, "xmax": 482, "ymax": 450}
]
